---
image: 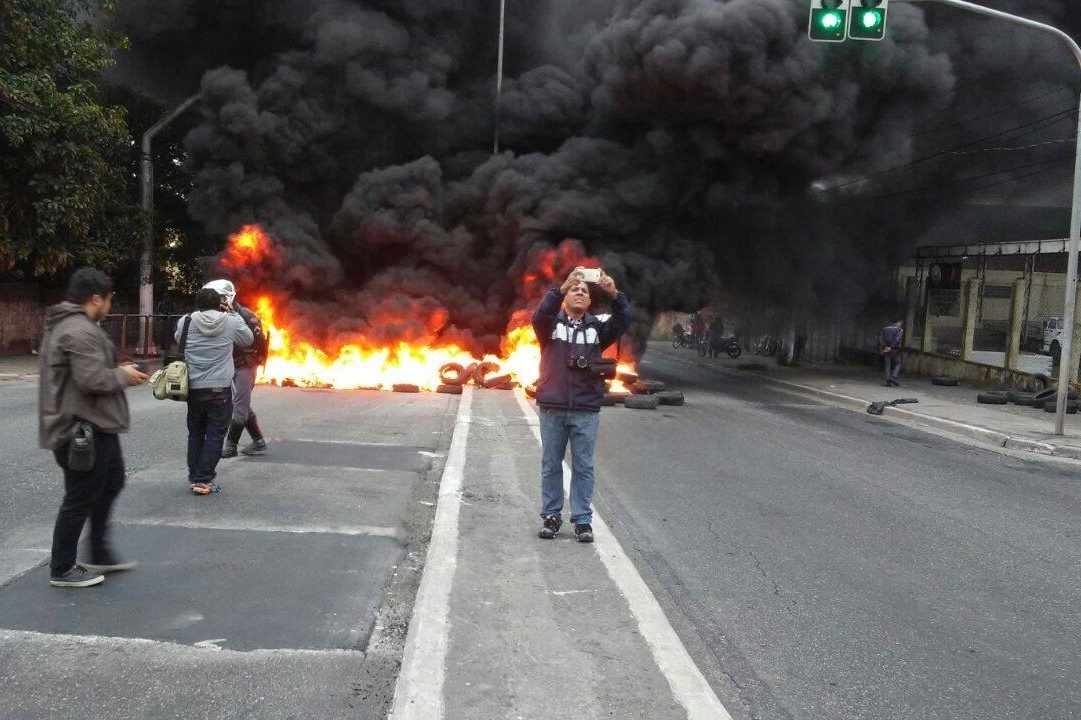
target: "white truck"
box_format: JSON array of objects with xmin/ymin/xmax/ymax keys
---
[{"xmin": 1040, "ymin": 316, "xmax": 1066, "ymax": 358}]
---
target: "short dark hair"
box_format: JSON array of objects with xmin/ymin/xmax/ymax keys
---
[
  {"xmin": 195, "ymin": 287, "xmax": 223, "ymax": 311},
  {"xmin": 65, "ymin": 268, "xmax": 114, "ymax": 304}
]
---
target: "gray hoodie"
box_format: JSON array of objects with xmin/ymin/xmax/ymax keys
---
[{"xmin": 176, "ymin": 310, "xmax": 253, "ymax": 390}]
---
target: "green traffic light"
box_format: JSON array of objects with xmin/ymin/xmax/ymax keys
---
[
  {"xmin": 820, "ymin": 10, "xmax": 842, "ymax": 29},
  {"xmin": 860, "ymin": 10, "xmax": 882, "ymax": 28}
]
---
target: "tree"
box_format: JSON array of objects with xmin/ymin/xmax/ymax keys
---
[{"xmin": 0, "ymin": 0, "xmax": 133, "ymax": 278}]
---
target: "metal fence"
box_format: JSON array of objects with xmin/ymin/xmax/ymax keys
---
[{"xmin": 100, "ymin": 314, "xmax": 185, "ymax": 359}]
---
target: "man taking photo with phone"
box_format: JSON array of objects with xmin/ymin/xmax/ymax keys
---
[{"xmin": 531, "ymin": 266, "xmax": 632, "ymax": 543}]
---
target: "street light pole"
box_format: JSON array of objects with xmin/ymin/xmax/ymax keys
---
[
  {"xmin": 138, "ymin": 94, "xmax": 198, "ymax": 352},
  {"xmin": 493, "ymin": 0, "xmax": 506, "ymax": 155},
  {"xmin": 901, "ymin": 0, "xmax": 1081, "ymax": 435}
]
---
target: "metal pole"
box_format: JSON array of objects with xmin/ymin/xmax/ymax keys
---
[
  {"xmin": 493, "ymin": 0, "xmax": 506, "ymax": 155},
  {"xmin": 138, "ymin": 95, "xmax": 198, "ymax": 352},
  {"xmin": 900, "ymin": 0, "xmax": 1081, "ymax": 434}
]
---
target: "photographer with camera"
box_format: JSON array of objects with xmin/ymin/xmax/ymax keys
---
[
  {"xmin": 202, "ymin": 280, "xmax": 269, "ymax": 458},
  {"xmin": 531, "ymin": 266, "xmax": 632, "ymax": 543},
  {"xmin": 177, "ymin": 287, "xmax": 253, "ymax": 495}
]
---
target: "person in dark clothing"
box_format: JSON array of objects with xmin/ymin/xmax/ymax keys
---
[
  {"xmin": 39, "ymin": 268, "xmax": 148, "ymax": 588},
  {"xmin": 532, "ymin": 266, "xmax": 632, "ymax": 543},
  {"xmin": 202, "ymin": 280, "xmax": 269, "ymax": 458},
  {"xmin": 707, "ymin": 318, "xmax": 725, "ymax": 358},
  {"xmin": 177, "ymin": 287, "xmax": 253, "ymax": 494},
  {"xmin": 879, "ymin": 319, "xmax": 904, "ymax": 386}
]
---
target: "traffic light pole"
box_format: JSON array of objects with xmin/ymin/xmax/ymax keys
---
[{"xmin": 901, "ymin": 0, "xmax": 1081, "ymax": 435}]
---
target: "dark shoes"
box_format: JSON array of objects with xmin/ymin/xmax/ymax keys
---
[
  {"xmin": 50, "ymin": 565, "xmax": 104, "ymax": 588},
  {"xmin": 885, "ymin": 379, "xmax": 900, "ymax": 387},
  {"xmin": 241, "ymin": 438, "xmax": 267, "ymax": 456},
  {"xmin": 83, "ymin": 556, "xmax": 137, "ymax": 574},
  {"xmin": 574, "ymin": 524, "xmax": 594, "ymax": 543},
  {"xmin": 221, "ymin": 442, "xmax": 239, "ymax": 459},
  {"xmin": 538, "ymin": 515, "xmax": 561, "ymax": 539}
]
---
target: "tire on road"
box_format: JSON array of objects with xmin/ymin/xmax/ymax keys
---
[
  {"xmin": 624, "ymin": 394, "xmax": 660, "ymax": 410},
  {"xmin": 632, "ymin": 380, "xmax": 666, "ymax": 394},
  {"xmin": 1043, "ymin": 399, "xmax": 1080, "ymax": 414},
  {"xmin": 1010, "ymin": 392, "xmax": 1036, "ymax": 406},
  {"xmin": 617, "ymin": 371, "xmax": 639, "ymax": 385},
  {"xmin": 436, "ymin": 384, "xmax": 463, "ymax": 395},
  {"xmin": 656, "ymin": 390, "xmax": 685, "ymax": 406},
  {"xmin": 438, "ymin": 363, "xmax": 467, "ymax": 386},
  {"xmin": 1027, "ymin": 373, "xmax": 1051, "ymax": 393},
  {"xmin": 392, "ymin": 383, "xmax": 420, "ymax": 393},
  {"xmin": 976, "ymin": 392, "xmax": 1008, "ymax": 405},
  {"xmin": 483, "ymin": 373, "xmax": 513, "ymax": 389},
  {"xmin": 473, "ymin": 361, "xmax": 501, "ymax": 385},
  {"xmin": 931, "ymin": 376, "xmax": 960, "ymax": 387}
]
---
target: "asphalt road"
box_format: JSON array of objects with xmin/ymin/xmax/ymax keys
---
[
  {"xmin": 0, "ymin": 379, "xmax": 456, "ymax": 720},
  {"xmin": 2, "ymin": 349, "xmax": 1079, "ymax": 719},
  {"xmin": 595, "ymin": 348, "xmax": 1081, "ymax": 719}
]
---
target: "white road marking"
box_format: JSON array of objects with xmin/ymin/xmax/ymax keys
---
[
  {"xmin": 514, "ymin": 390, "xmax": 733, "ymax": 720},
  {"xmin": 193, "ymin": 638, "xmax": 227, "ymax": 651},
  {"xmin": 0, "ymin": 629, "xmax": 363, "ymax": 656},
  {"xmin": 121, "ymin": 518, "xmax": 403, "ymax": 538},
  {"xmin": 389, "ymin": 386, "xmax": 473, "ymax": 719}
]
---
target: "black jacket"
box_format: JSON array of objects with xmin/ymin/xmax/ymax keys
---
[
  {"xmin": 234, "ymin": 303, "xmax": 268, "ymax": 367},
  {"xmin": 532, "ymin": 288, "xmax": 633, "ymax": 412}
]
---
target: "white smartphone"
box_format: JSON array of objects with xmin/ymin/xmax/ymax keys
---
[{"xmin": 579, "ymin": 268, "xmax": 602, "ymax": 283}]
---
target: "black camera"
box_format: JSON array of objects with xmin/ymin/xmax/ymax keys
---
[{"xmin": 567, "ymin": 355, "xmax": 617, "ymax": 379}]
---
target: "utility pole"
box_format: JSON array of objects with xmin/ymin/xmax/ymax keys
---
[
  {"xmin": 897, "ymin": 0, "xmax": 1081, "ymax": 435},
  {"xmin": 138, "ymin": 95, "xmax": 198, "ymax": 353},
  {"xmin": 493, "ymin": 0, "xmax": 506, "ymax": 154}
]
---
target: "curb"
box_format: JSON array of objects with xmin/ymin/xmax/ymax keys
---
[{"xmin": 658, "ymin": 349, "xmax": 1081, "ymax": 462}]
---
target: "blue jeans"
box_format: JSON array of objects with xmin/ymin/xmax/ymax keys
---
[
  {"xmin": 539, "ymin": 408, "xmax": 600, "ymax": 525},
  {"xmin": 884, "ymin": 351, "xmax": 901, "ymax": 382},
  {"xmin": 186, "ymin": 388, "xmax": 233, "ymax": 483}
]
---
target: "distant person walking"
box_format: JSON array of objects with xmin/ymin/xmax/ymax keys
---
[
  {"xmin": 39, "ymin": 268, "xmax": 148, "ymax": 588},
  {"xmin": 178, "ymin": 287, "xmax": 253, "ymax": 495},
  {"xmin": 880, "ymin": 319, "xmax": 904, "ymax": 387},
  {"xmin": 202, "ymin": 280, "xmax": 269, "ymax": 459}
]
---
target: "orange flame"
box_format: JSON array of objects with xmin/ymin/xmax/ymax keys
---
[{"xmin": 224, "ymin": 225, "xmax": 635, "ymax": 392}]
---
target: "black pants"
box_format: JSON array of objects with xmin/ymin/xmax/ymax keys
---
[
  {"xmin": 186, "ymin": 387, "xmax": 233, "ymax": 483},
  {"xmin": 50, "ymin": 431, "xmax": 125, "ymax": 574}
]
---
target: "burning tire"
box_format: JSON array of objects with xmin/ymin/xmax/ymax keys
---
[
  {"xmin": 473, "ymin": 361, "xmax": 500, "ymax": 385},
  {"xmin": 976, "ymin": 392, "xmax": 1008, "ymax": 405},
  {"xmin": 392, "ymin": 383, "xmax": 420, "ymax": 393},
  {"xmin": 438, "ymin": 363, "xmax": 467, "ymax": 386},
  {"xmin": 483, "ymin": 373, "xmax": 513, "ymax": 389},
  {"xmin": 931, "ymin": 376, "xmax": 959, "ymax": 387},
  {"xmin": 624, "ymin": 395, "xmax": 660, "ymax": 410},
  {"xmin": 524, "ymin": 383, "xmax": 537, "ymax": 399},
  {"xmin": 656, "ymin": 391, "xmax": 685, "ymax": 406},
  {"xmin": 617, "ymin": 371, "xmax": 639, "ymax": 385},
  {"xmin": 436, "ymin": 384, "xmax": 463, "ymax": 395}
]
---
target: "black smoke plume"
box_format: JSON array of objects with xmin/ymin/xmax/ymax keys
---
[{"xmin": 108, "ymin": 0, "xmax": 1079, "ymax": 354}]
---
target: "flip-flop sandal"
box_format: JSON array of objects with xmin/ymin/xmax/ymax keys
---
[{"xmin": 191, "ymin": 483, "xmax": 212, "ymax": 495}]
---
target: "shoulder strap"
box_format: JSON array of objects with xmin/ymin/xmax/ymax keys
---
[{"xmin": 178, "ymin": 315, "xmax": 192, "ymax": 359}]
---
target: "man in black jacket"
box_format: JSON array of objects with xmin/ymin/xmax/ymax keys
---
[{"xmin": 531, "ymin": 266, "xmax": 632, "ymax": 543}]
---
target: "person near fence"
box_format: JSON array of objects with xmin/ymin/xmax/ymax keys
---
[
  {"xmin": 39, "ymin": 268, "xmax": 148, "ymax": 588},
  {"xmin": 879, "ymin": 319, "xmax": 904, "ymax": 387},
  {"xmin": 178, "ymin": 287, "xmax": 253, "ymax": 495},
  {"xmin": 202, "ymin": 280, "xmax": 269, "ymax": 458}
]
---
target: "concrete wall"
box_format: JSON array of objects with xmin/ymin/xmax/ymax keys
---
[{"xmin": 899, "ymin": 349, "xmax": 1051, "ymax": 389}]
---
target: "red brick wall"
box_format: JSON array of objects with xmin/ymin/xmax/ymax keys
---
[{"xmin": 0, "ymin": 283, "xmax": 44, "ymax": 355}]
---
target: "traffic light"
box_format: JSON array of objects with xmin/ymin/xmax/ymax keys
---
[
  {"xmin": 808, "ymin": 0, "xmax": 850, "ymax": 42},
  {"xmin": 849, "ymin": 0, "xmax": 888, "ymax": 41}
]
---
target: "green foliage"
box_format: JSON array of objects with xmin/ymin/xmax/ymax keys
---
[{"xmin": 0, "ymin": 0, "xmax": 133, "ymax": 277}]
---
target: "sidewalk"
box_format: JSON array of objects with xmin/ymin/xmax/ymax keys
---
[
  {"xmin": 653, "ymin": 341, "xmax": 1081, "ymax": 463},
  {"xmin": 0, "ymin": 355, "xmax": 38, "ymax": 380}
]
